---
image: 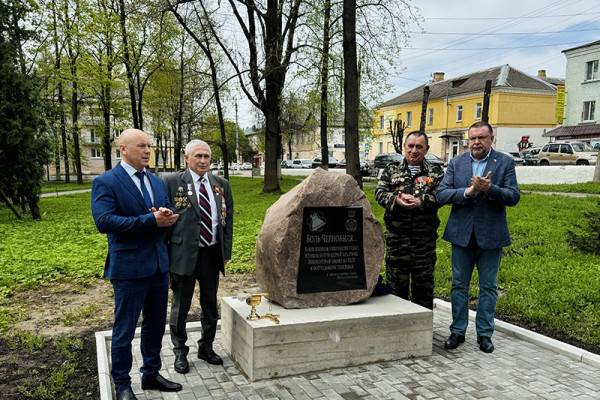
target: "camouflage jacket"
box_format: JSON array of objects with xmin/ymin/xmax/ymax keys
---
[{"xmin": 375, "ymin": 159, "xmax": 445, "ymax": 235}]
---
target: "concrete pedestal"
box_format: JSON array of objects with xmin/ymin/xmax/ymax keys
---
[{"xmin": 221, "ymin": 295, "xmax": 432, "ymax": 381}]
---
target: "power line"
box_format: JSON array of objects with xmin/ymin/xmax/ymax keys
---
[
  {"xmin": 410, "ymin": 27, "xmax": 600, "ymax": 36},
  {"xmin": 426, "ymin": 12, "xmax": 600, "ymax": 20},
  {"xmin": 400, "ymin": 0, "xmax": 573, "ymax": 62},
  {"xmin": 401, "ymin": 40, "xmax": 590, "ymax": 51}
]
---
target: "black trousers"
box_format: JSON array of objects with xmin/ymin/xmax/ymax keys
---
[{"xmin": 169, "ymin": 245, "xmax": 221, "ymax": 355}]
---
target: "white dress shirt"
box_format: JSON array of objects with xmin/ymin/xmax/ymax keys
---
[{"xmin": 120, "ymin": 160, "xmax": 154, "ymax": 204}]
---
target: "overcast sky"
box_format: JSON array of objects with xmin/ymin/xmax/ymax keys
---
[
  {"xmin": 388, "ymin": 0, "xmax": 600, "ymax": 96},
  {"xmin": 231, "ymin": 0, "xmax": 600, "ymax": 127}
]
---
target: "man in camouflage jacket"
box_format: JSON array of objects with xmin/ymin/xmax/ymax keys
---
[{"xmin": 375, "ymin": 131, "xmax": 444, "ymax": 309}]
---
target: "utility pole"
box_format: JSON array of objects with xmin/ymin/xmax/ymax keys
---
[
  {"xmin": 419, "ymin": 86, "xmax": 430, "ymax": 133},
  {"xmin": 482, "ymin": 80, "xmax": 492, "ymax": 123}
]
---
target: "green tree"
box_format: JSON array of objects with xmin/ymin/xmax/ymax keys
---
[
  {"xmin": 0, "ymin": 1, "xmax": 50, "ymax": 220},
  {"xmin": 197, "ymin": 115, "xmax": 252, "ymax": 163},
  {"xmin": 567, "ymin": 199, "xmax": 600, "ymax": 256}
]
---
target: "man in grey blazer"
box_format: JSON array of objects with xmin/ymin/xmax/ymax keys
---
[
  {"xmin": 437, "ymin": 121, "xmax": 519, "ymax": 354},
  {"xmin": 164, "ymin": 140, "xmax": 233, "ymax": 373}
]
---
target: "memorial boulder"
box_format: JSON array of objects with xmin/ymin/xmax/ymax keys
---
[{"xmin": 255, "ymin": 168, "xmax": 385, "ymax": 308}]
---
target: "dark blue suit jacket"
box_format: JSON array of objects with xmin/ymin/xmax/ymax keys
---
[
  {"xmin": 436, "ymin": 149, "xmax": 520, "ymax": 249},
  {"xmin": 91, "ymin": 163, "xmax": 170, "ymax": 279}
]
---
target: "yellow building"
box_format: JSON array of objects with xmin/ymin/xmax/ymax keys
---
[{"xmin": 371, "ymin": 65, "xmax": 563, "ymax": 161}]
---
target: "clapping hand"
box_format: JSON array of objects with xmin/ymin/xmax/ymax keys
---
[
  {"xmin": 472, "ymin": 171, "xmax": 492, "ymax": 193},
  {"xmin": 466, "ymin": 171, "xmax": 492, "ymax": 197}
]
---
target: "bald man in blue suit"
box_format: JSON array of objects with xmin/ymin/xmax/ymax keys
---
[
  {"xmin": 91, "ymin": 129, "xmax": 181, "ymax": 400},
  {"xmin": 437, "ymin": 121, "xmax": 520, "ymax": 354}
]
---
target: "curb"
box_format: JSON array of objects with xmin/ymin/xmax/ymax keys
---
[
  {"xmin": 40, "ymin": 189, "xmax": 92, "ymax": 198},
  {"xmin": 434, "ymin": 299, "xmax": 600, "ymax": 369},
  {"xmin": 95, "ymin": 321, "xmax": 209, "ymax": 400}
]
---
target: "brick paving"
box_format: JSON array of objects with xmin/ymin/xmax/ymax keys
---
[{"xmin": 101, "ymin": 306, "xmax": 600, "ymax": 400}]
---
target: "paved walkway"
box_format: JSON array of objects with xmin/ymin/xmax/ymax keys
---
[
  {"xmin": 521, "ymin": 190, "xmax": 600, "ymax": 198},
  {"xmin": 97, "ymin": 302, "xmax": 600, "ymax": 400},
  {"xmin": 40, "ymin": 188, "xmax": 92, "ymax": 197}
]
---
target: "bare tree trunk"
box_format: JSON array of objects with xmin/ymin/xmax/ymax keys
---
[
  {"xmin": 64, "ymin": 0, "xmax": 83, "ymax": 184},
  {"xmin": 51, "ymin": 0, "xmax": 69, "ymax": 182},
  {"xmin": 27, "ymin": 195, "xmax": 41, "ymax": 220},
  {"xmin": 319, "ymin": 0, "xmax": 331, "ymax": 170},
  {"xmin": 262, "ymin": 0, "xmax": 284, "ymax": 192},
  {"xmin": 136, "ymin": 70, "xmax": 144, "ymax": 130},
  {"xmin": 101, "ymin": 9, "xmax": 114, "ymax": 171},
  {"xmin": 0, "ymin": 189, "xmax": 22, "ymax": 219},
  {"xmin": 117, "ymin": 0, "xmax": 139, "ymax": 128},
  {"xmin": 343, "ymin": 0, "xmax": 361, "ymax": 187},
  {"xmin": 174, "ymin": 38, "xmax": 185, "ymax": 170},
  {"xmin": 102, "ymin": 87, "xmax": 113, "ymax": 170},
  {"xmin": 70, "ymin": 73, "xmax": 83, "ymax": 184}
]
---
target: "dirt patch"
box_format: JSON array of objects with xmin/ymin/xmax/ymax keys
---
[{"xmin": 0, "ymin": 273, "xmax": 258, "ymax": 400}]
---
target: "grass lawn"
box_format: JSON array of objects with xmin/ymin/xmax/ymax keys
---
[
  {"xmin": 520, "ymin": 182, "xmax": 600, "ymax": 194},
  {"xmin": 1, "ymin": 176, "xmax": 599, "ymax": 350}
]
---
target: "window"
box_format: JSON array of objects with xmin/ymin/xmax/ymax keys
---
[
  {"xmin": 91, "ymin": 148, "xmax": 102, "ymax": 158},
  {"xmin": 116, "ymin": 149, "xmax": 121, "ymax": 159},
  {"xmin": 378, "ymin": 142, "xmax": 383, "ymax": 154},
  {"xmin": 475, "ymin": 103, "xmax": 482, "ymax": 120},
  {"xmin": 379, "ymin": 115, "xmax": 384, "ymax": 130},
  {"xmin": 585, "ymin": 60, "xmax": 599, "ymax": 81},
  {"xmin": 547, "ymin": 144, "xmax": 559, "ymax": 153},
  {"xmin": 456, "ymin": 105, "xmax": 463, "ymax": 122},
  {"xmin": 90, "ymin": 131, "xmax": 96, "ymax": 143},
  {"xmin": 428, "ymin": 108, "xmax": 433, "ymax": 125},
  {"xmin": 583, "ymin": 101, "xmax": 596, "ymax": 121},
  {"xmin": 406, "ymin": 111, "xmax": 412, "ymax": 127},
  {"xmin": 560, "ymin": 144, "xmax": 573, "ymax": 154}
]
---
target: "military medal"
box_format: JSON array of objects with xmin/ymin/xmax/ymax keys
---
[{"xmin": 187, "ymin": 183, "xmax": 193, "ymax": 196}]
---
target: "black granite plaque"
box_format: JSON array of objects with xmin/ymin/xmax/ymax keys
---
[{"xmin": 297, "ymin": 206, "xmax": 366, "ymax": 294}]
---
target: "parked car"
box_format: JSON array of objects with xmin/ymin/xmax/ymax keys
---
[
  {"xmin": 240, "ymin": 162, "xmax": 253, "ymax": 170},
  {"xmin": 503, "ymin": 151, "xmax": 525, "ymax": 166},
  {"xmin": 522, "ymin": 147, "xmax": 542, "ymax": 165},
  {"xmin": 373, "ymin": 153, "xmax": 403, "ymax": 169},
  {"xmin": 538, "ymin": 142, "xmax": 598, "ymax": 166},
  {"xmin": 311, "ymin": 157, "xmax": 339, "ymax": 168},
  {"xmin": 424, "ymin": 153, "xmax": 446, "ymax": 167},
  {"xmin": 335, "ymin": 159, "xmax": 373, "ymax": 176},
  {"xmin": 281, "ymin": 159, "xmax": 294, "ymax": 168},
  {"xmin": 291, "ymin": 159, "xmax": 313, "ymax": 169}
]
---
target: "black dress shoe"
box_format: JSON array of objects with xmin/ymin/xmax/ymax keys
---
[
  {"xmin": 477, "ymin": 336, "xmax": 494, "ymax": 353},
  {"xmin": 198, "ymin": 347, "xmax": 223, "ymax": 365},
  {"xmin": 116, "ymin": 387, "xmax": 137, "ymax": 400},
  {"xmin": 141, "ymin": 374, "xmax": 182, "ymax": 392},
  {"xmin": 174, "ymin": 353, "xmax": 189, "ymax": 374},
  {"xmin": 444, "ymin": 333, "xmax": 466, "ymax": 349}
]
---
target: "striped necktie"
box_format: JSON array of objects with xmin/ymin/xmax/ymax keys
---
[{"xmin": 198, "ymin": 177, "xmax": 213, "ymax": 246}]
